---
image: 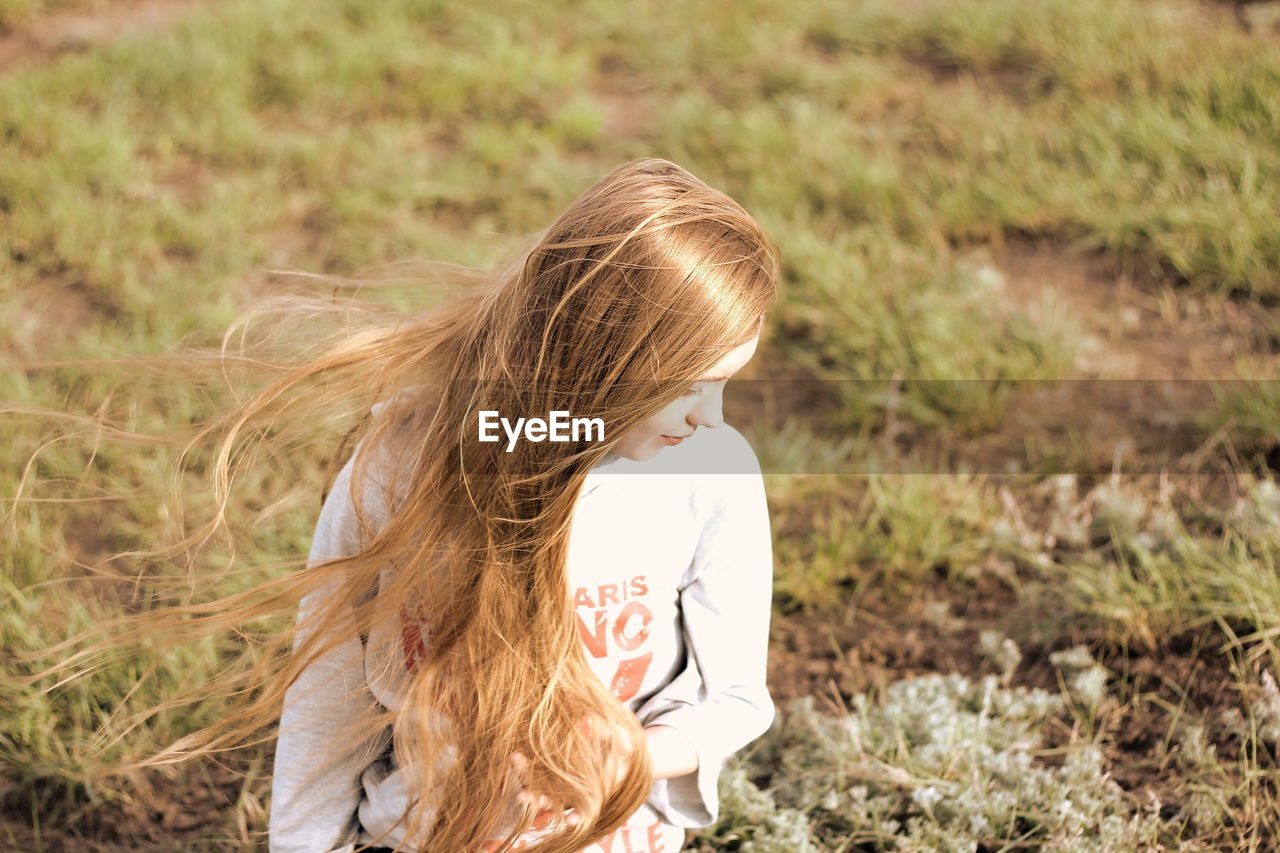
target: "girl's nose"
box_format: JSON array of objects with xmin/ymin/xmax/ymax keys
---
[{"xmin": 688, "ymin": 392, "xmax": 724, "ymax": 429}]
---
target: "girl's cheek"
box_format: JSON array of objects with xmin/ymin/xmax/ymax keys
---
[{"xmin": 664, "ymin": 403, "xmax": 694, "ymax": 427}]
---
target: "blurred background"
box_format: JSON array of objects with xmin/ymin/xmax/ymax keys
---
[{"xmin": 2, "ymin": 0, "xmax": 1280, "ymax": 849}]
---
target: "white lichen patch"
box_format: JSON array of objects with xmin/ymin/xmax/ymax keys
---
[
  {"xmin": 1255, "ymin": 670, "xmax": 1280, "ymax": 746},
  {"xmin": 696, "ymin": 673, "xmax": 1169, "ymax": 852},
  {"xmin": 1049, "ymin": 644, "xmax": 1112, "ymax": 709},
  {"xmin": 978, "ymin": 629, "xmax": 1023, "ymax": 686}
]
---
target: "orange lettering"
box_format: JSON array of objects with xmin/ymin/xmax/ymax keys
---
[
  {"xmin": 576, "ymin": 609, "xmax": 608, "ymax": 658},
  {"xmin": 647, "ymin": 820, "xmax": 666, "ymax": 852},
  {"xmin": 630, "ymin": 575, "xmax": 648, "ymax": 596},
  {"xmin": 398, "ymin": 604, "xmax": 426, "ymax": 674},
  {"xmin": 610, "ymin": 652, "xmax": 653, "ymax": 702},
  {"xmin": 598, "ymin": 584, "xmax": 620, "ymax": 606},
  {"xmin": 574, "ymin": 587, "xmax": 595, "ymax": 608},
  {"xmin": 612, "ymin": 601, "xmax": 652, "ymax": 651}
]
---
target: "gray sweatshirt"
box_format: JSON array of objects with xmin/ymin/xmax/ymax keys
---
[{"xmin": 269, "ymin": 420, "xmax": 775, "ymax": 853}]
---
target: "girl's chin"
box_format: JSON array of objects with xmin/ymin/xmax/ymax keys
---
[{"xmin": 612, "ymin": 439, "xmax": 666, "ymax": 462}]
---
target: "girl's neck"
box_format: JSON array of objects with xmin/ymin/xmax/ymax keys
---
[{"xmin": 590, "ymin": 450, "xmax": 624, "ymax": 470}]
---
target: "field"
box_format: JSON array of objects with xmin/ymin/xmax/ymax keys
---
[{"xmin": 3, "ymin": 0, "xmax": 1280, "ymax": 850}]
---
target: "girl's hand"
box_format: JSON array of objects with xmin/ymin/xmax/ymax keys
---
[
  {"xmin": 577, "ymin": 716, "xmax": 640, "ymax": 791},
  {"xmin": 510, "ymin": 751, "xmax": 582, "ymax": 831},
  {"xmin": 603, "ymin": 723, "xmax": 638, "ymax": 791},
  {"xmin": 507, "ymin": 722, "xmax": 636, "ymax": 833},
  {"xmin": 586, "ymin": 718, "xmax": 699, "ymax": 782}
]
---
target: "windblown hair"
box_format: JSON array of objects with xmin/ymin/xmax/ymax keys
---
[{"xmin": 29, "ymin": 157, "xmax": 779, "ymax": 852}]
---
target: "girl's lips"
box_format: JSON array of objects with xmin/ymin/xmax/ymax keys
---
[{"xmin": 660, "ymin": 434, "xmax": 687, "ymax": 446}]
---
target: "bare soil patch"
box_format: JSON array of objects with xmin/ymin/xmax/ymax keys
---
[
  {"xmin": 1205, "ymin": 0, "xmax": 1280, "ymax": 37},
  {"xmin": 591, "ymin": 53, "xmax": 660, "ymax": 143},
  {"xmin": 7, "ymin": 283, "xmax": 100, "ymax": 359},
  {"xmin": 0, "ymin": 0, "xmax": 210, "ymax": 76},
  {"xmin": 995, "ymin": 239, "xmax": 1277, "ymax": 381},
  {"xmin": 0, "ymin": 757, "xmax": 258, "ymax": 852},
  {"xmin": 953, "ymin": 239, "xmax": 1278, "ymax": 475}
]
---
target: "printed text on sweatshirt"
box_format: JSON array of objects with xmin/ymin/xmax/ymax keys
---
[{"xmin": 269, "ymin": 418, "xmax": 775, "ymax": 853}]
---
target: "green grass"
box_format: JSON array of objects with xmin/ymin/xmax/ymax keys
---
[
  {"xmin": 769, "ymin": 473, "xmax": 1008, "ymax": 607},
  {"xmin": 2, "ymin": 0, "xmax": 1280, "ymax": 848}
]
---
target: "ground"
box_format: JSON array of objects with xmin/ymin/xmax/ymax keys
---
[{"xmin": 2, "ymin": 0, "xmax": 1279, "ymax": 850}]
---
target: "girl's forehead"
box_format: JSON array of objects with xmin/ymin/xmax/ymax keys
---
[{"xmin": 699, "ymin": 335, "xmax": 759, "ymax": 381}]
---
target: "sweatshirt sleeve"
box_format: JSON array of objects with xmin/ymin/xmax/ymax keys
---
[
  {"xmin": 269, "ymin": 448, "xmax": 390, "ymax": 853},
  {"xmin": 633, "ymin": 426, "xmax": 776, "ymax": 827}
]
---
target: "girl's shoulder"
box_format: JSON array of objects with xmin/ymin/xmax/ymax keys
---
[
  {"xmin": 644, "ymin": 421, "xmax": 762, "ymax": 477},
  {"xmin": 690, "ymin": 421, "xmax": 761, "ymax": 471},
  {"xmin": 321, "ymin": 387, "xmax": 433, "ymax": 530}
]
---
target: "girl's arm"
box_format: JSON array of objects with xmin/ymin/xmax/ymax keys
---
[
  {"xmin": 270, "ymin": 450, "xmax": 388, "ymax": 853},
  {"xmin": 633, "ymin": 424, "xmax": 776, "ymax": 827}
]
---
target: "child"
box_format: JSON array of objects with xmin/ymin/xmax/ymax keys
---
[{"xmin": 264, "ymin": 157, "xmax": 780, "ymax": 852}]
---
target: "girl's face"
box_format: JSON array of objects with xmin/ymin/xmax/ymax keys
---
[{"xmin": 611, "ymin": 334, "xmax": 760, "ymax": 462}]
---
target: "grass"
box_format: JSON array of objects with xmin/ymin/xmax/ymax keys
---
[{"xmin": 2, "ymin": 0, "xmax": 1279, "ymax": 848}]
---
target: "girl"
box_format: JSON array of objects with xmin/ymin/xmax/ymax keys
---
[
  {"xmin": 27, "ymin": 156, "xmax": 776, "ymax": 852},
  {"xmin": 266, "ymin": 157, "xmax": 780, "ymax": 852}
]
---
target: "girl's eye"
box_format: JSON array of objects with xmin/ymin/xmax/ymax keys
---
[{"xmin": 683, "ymin": 385, "xmax": 703, "ymax": 398}]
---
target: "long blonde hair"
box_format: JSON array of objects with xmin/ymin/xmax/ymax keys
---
[{"xmin": 31, "ymin": 157, "xmax": 779, "ymax": 851}]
